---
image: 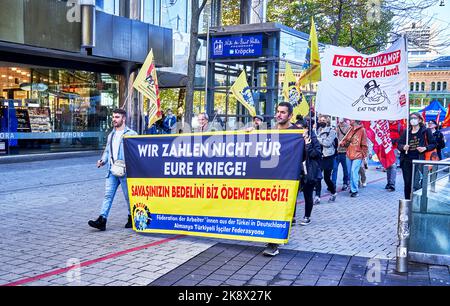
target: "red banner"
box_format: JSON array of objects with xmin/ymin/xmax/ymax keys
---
[{"xmin": 362, "ymin": 120, "xmax": 397, "ymax": 169}]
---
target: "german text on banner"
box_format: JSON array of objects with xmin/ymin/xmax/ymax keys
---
[
  {"xmin": 230, "ymin": 71, "xmax": 257, "ymax": 117},
  {"xmin": 123, "ymin": 131, "xmax": 304, "ymax": 244},
  {"xmin": 362, "ymin": 120, "xmax": 396, "ymax": 169},
  {"xmin": 132, "ymin": 49, "xmax": 162, "ymax": 127},
  {"xmin": 316, "ymin": 38, "xmax": 408, "ymax": 120}
]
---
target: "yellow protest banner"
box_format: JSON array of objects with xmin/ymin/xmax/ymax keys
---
[
  {"xmin": 298, "ymin": 17, "xmax": 321, "ymax": 86},
  {"xmin": 133, "ymin": 49, "xmax": 161, "ymax": 127},
  {"xmin": 283, "ymin": 62, "xmax": 309, "ymax": 121},
  {"xmin": 230, "ymin": 70, "xmax": 256, "ymax": 117}
]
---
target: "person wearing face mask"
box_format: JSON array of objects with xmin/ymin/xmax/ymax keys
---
[
  {"xmin": 340, "ymin": 119, "xmax": 368, "ymax": 197},
  {"xmin": 315, "ymin": 115, "xmax": 338, "ymax": 203},
  {"xmin": 398, "ymin": 113, "xmax": 437, "ymax": 200},
  {"xmin": 428, "ymin": 119, "xmax": 446, "ymax": 160}
]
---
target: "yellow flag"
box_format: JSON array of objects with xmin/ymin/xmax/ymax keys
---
[
  {"xmin": 283, "ymin": 62, "xmax": 309, "ymax": 121},
  {"xmin": 298, "ymin": 17, "xmax": 321, "ymax": 86},
  {"xmin": 132, "ymin": 49, "xmax": 162, "ymax": 127},
  {"xmin": 230, "ymin": 70, "xmax": 256, "ymax": 117}
]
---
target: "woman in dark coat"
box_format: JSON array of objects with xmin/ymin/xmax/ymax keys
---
[{"xmin": 398, "ymin": 112, "xmax": 436, "ymax": 200}]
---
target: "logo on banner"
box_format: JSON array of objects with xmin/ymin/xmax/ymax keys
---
[
  {"xmin": 241, "ymin": 86, "xmax": 255, "ymax": 107},
  {"xmin": 353, "ymin": 80, "xmax": 391, "ymax": 108},
  {"xmin": 214, "ymin": 40, "xmax": 223, "ymax": 56},
  {"xmin": 288, "ymin": 85, "xmax": 302, "ymax": 108},
  {"xmin": 132, "ymin": 203, "xmax": 152, "ymax": 231},
  {"xmin": 145, "ymin": 70, "xmax": 156, "ymax": 88}
]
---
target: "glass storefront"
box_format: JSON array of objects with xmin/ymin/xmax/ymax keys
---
[{"xmin": 0, "ymin": 64, "xmax": 119, "ymax": 155}]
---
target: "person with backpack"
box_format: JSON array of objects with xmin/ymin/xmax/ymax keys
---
[
  {"xmin": 428, "ymin": 119, "xmax": 446, "ymax": 160},
  {"xmin": 315, "ymin": 115, "xmax": 338, "ymax": 203}
]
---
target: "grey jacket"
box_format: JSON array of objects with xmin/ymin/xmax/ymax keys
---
[{"xmin": 317, "ymin": 126, "xmax": 337, "ymax": 158}]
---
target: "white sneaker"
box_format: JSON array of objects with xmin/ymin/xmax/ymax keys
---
[
  {"xmin": 328, "ymin": 193, "xmax": 337, "ymax": 202},
  {"xmin": 314, "ymin": 196, "xmax": 321, "ymax": 205},
  {"xmin": 362, "ymin": 182, "xmax": 367, "ymax": 187},
  {"xmin": 299, "ymin": 217, "xmax": 311, "ymax": 226},
  {"xmin": 263, "ymin": 243, "xmax": 279, "ymax": 256}
]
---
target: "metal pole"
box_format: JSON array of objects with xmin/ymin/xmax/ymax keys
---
[
  {"xmin": 404, "ymin": 34, "xmax": 410, "ymax": 154},
  {"xmin": 204, "ymin": 21, "xmax": 210, "ymax": 110},
  {"xmin": 396, "ymin": 199, "xmax": 412, "ymax": 273}
]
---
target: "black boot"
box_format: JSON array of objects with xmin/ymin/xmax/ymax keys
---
[
  {"xmin": 88, "ymin": 215, "xmax": 106, "ymax": 231},
  {"xmin": 125, "ymin": 215, "xmax": 132, "ymax": 229}
]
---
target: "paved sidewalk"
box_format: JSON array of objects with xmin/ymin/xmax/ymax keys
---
[
  {"xmin": 0, "ymin": 156, "xmax": 448, "ymax": 286},
  {"xmin": 150, "ymin": 243, "xmax": 450, "ymax": 286}
]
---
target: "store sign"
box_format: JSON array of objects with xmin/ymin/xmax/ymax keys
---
[
  {"xmin": 0, "ymin": 132, "xmax": 104, "ymax": 140},
  {"xmin": 211, "ymin": 34, "xmax": 263, "ymax": 59}
]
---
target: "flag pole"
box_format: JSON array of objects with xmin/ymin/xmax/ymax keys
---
[{"xmin": 404, "ymin": 34, "xmax": 409, "ymax": 154}]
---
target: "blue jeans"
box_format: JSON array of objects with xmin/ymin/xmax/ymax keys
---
[
  {"xmin": 100, "ymin": 173, "xmax": 130, "ymax": 219},
  {"xmin": 332, "ymin": 153, "xmax": 349, "ymax": 186},
  {"xmin": 346, "ymin": 158, "xmax": 363, "ymax": 193}
]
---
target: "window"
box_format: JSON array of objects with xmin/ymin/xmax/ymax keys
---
[
  {"xmin": 143, "ymin": 0, "xmax": 155, "ymax": 24},
  {"xmin": 437, "ymin": 82, "xmax": 441, "ymax": 91},
  {"xmin": 415, "ymin": 82, "xmax": 420, "ymax": 92},
  {"xmin": 410, "ymin": 82, "xmax": 414, "ymax": 91},
  {"xmin": 96, "ymin": 0, "xmax": 119, "ymax": 15},
  {"xmin": 431, "ymin": 82, "xmax": 435, "ymax": 91},
  {"xmin": 421, "ymin": 82, "xmax": 425, "ymax": 91},
  {"xmin": 161, "ymin": 0, "xmax": 188, "ymax": 32},
  {"xmin": 443, "ymin": 82, "xmax": 447, "ymax": 91}
]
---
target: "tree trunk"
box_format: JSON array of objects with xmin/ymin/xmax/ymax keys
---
[
  {"xmin": 332, "ymin": 0, "xmax": 344, "ymax": 46},
  {"xmin": 184, "ymin": 0, "xmax": 207, "ymax": 130}
]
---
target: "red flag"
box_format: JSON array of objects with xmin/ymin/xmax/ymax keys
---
[
  {"xmin": 422, "ymin": 109, "xmax": 426, "ymax": 122},
  {"xmin": 400, "ymin": 119, "xmax": 407, "ymax": 131},
  {"xmin": 442, "ymin": 104, "xmax": 450, "ymax": 128},
  {"xmin": 362, "ymin": 120, "xmax": 397, "ymax": 169}
]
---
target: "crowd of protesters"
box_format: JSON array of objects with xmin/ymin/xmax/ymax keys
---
[{"xmin": 89, "ymin": 105, "xmax": 447, "ymax": 258}]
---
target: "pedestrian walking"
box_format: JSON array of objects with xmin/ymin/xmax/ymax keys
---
[
  {"xmin": 332, "ymin": 118, "xmax": 351, "ymax": 191},
  {"xmin": 299, "ymin": 120, "xmax": 322, "ymax": 226},
  {"xmin": 263, "ymin": 102, "xmax": 303, "ymax": 256},
  {"xmin": 316, "ymin": 115, "xmax": 338, "ymax": 202},
  {"xmin": 88, "ymin": 109, "xmax": 138, "ymax": 231},
  {"xmin": 340, "ymin": 120, "xmax": 368, "ymax": 197},
  {"xmin": 162, "ymin": 109, "xmax": 177, "ymax": 134},
  {"xmin": 398, "ymin": 112, "xmax": 437, "ymax": 200},
  {"xmin": 385, "ymin": 120, "xmax": 404, "ymax": 191},
  {"xmin": 428, "ymin": 119, "xmax": 446, "ymax": 160}
]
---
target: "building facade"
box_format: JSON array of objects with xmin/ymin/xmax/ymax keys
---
[
  {"xmin": 409, "ymin": 56, "xmax": 450, "ymax": 110},
  {"xmin": 0, "ymin": 0, "xmax": 196, "ymax": 156}
]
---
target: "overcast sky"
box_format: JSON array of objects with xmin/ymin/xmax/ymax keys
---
[{"xmin": 422, "ymin": 1, "xmax": 450, "ymax": 54}]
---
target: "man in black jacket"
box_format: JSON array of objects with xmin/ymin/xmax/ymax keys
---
[{"xmin": 262, "ymin": 103, "xmax": 322, "ymax": 256}]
